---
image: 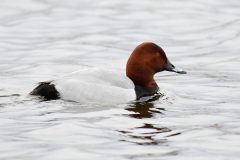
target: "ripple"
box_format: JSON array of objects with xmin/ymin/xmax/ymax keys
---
[{"xmin": 0, "ymin": 0, "xmax": 240, "ymax": 160}]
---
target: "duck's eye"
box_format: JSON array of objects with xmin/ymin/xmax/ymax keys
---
[{"xmin": 171, "ymin": 64, "xmax": 175, "ymax": 68}]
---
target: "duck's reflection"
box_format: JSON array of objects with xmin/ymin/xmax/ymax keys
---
[
  {"xmin": 125, "ymin": 95, "xmax": 165, "ymax": 119},
  {"xmin": 118, "ymin": 123, "xmax": 171, "ymax": 145},
  {"xmin": 118, "ymin": 95, "xmax": 180, "ymax": 145}
]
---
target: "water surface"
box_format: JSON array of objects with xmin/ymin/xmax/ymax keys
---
[{"xmin": 0, "ymin": 0, "xmax": 240, "ymax": 159}]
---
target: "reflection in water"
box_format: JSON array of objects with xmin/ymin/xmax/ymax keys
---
[
  {"xmin": 118, "ymin": 95, "xmax": 179, "ymax": 145},
  {"xmin": 118, "ymin": 123, "xmax": 171, "ymax": 145},
  {"xmin": 125, "ymin": 95, "xmax": 165, "ymax": 119}
]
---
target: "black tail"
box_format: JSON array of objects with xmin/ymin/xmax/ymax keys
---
[{"xmin": 30, "ymin": 82, "xmax": 60, "ymax": 100}]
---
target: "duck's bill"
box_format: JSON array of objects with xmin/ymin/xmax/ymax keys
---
[
  {"xmin": 170, "ymin": 68, "xmax": 187, "ymax": 74},
  {"xmin": 165, "ymin": 61, "xmax": 187, "ymax": 74}
]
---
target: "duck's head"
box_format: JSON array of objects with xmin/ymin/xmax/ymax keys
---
[{"xmin": 126, "ymin": 42, "xmax": 186, "ymax": 99}]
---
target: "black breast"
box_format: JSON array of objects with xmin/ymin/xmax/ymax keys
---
[{"xmin": 134, "ymin": 85, "xmax": 159, "ymax": 100}]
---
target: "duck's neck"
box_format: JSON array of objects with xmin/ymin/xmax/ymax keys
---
[
  {"xmin": 126, "ymin": 63, "xmax": 159, "ymax": 100},
  {"xmin": 129, "ymin": 72, "xmax": 159, "ymax": 100}
]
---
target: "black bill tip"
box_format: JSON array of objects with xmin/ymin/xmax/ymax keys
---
[{"xmin": 165, "ymin": 60, "xmax": 187, "ymax": 74}]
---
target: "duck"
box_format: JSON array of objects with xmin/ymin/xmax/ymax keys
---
[{"xmin": 30, "ymin": 42, "xmax": 186, "ymax": 104}]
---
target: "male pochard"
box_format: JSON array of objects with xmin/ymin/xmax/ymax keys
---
[{"xmin": 30, "ymin": 42, "xmax": 186, "ymax": 104}]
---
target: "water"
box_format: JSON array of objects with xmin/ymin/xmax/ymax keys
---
[{"xmin": 0, "ymin": 0, "xmax": 240, "ymax": 159}]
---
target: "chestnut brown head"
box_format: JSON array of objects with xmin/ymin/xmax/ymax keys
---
[{"xmin": 126, "ymin": 42, "xmax": 186, "ymax": 89}]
